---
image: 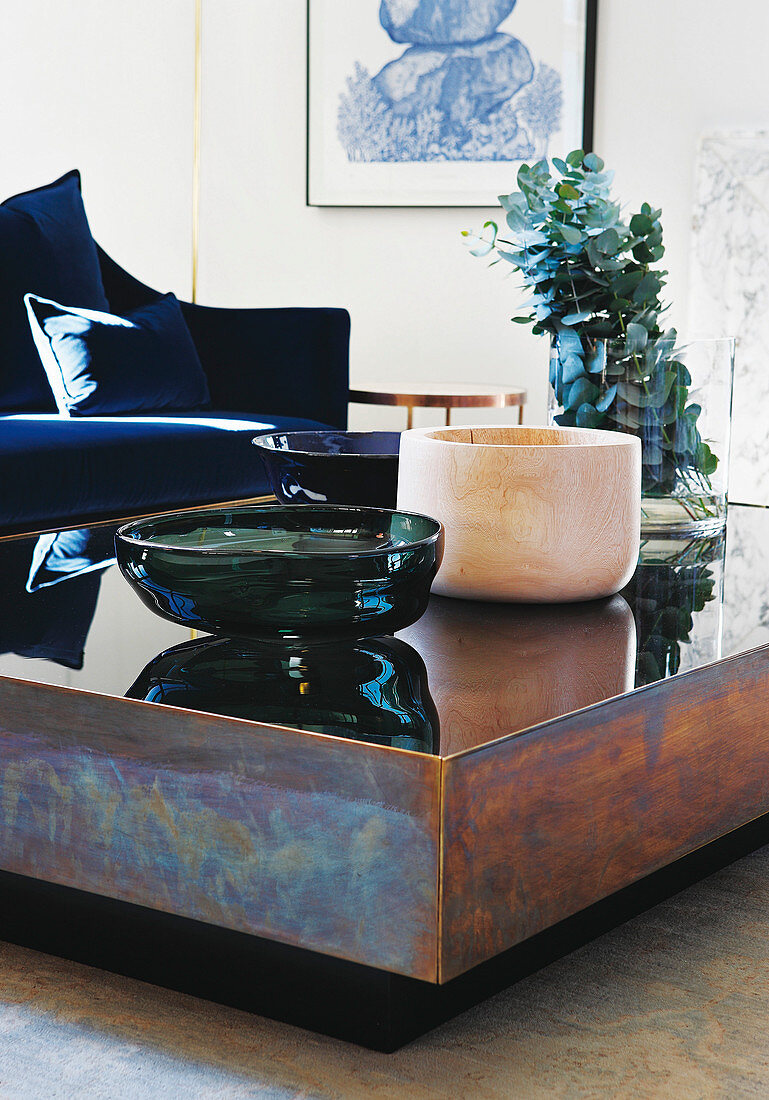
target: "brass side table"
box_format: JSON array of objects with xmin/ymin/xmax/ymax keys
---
[{"xmin": 348, "ymin": 382, "xmax": 527, "ymax": 431}]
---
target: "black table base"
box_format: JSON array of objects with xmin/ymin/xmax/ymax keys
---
[{"xmin": 2, "ymin": 813, "xmax": 768, "ymax": 1052}]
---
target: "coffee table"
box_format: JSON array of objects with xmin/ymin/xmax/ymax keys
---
[
  {"xmin": 0, "ymin": 506, "xmax": 768, "ymax": 1050},
  {"xmin": 348, "ymin": 382, "xmax": 527, "ymax": 429}
]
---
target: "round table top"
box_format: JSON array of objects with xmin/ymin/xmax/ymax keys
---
[{"xmin": 348, "ymin": 383, "xmax": 527, "ymax": 408}]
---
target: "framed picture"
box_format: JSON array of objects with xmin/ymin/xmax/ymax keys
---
[{"xmin": 307, "ymin": 0, "xmax": 598, "ymax": 207}]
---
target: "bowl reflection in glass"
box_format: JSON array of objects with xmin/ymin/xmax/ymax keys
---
[
  {"xmin": 398, "ymin": 593, "xmax": 636, "ymax": 755},
  {"xmin": 115, "ymin": 505, "xmax": 443, "ymax": 645},
  {"xmin": 127, "ymin": 634, "xmax": 439, "ymax": 753},
  {"xmin": 253, "ymin": 431, "xmax": 401, "ymax": 508}
]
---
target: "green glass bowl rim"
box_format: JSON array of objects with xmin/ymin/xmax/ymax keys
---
[
  {"xmin": 251, "ymin": 431, "xmax": 400, "ymax": 460},
  {"xmin": 115, "ymin": 504, "xmax": 443, "ymax": 559}
]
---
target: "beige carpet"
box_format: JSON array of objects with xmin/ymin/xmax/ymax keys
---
[{"xmin": 2, "ymin": 846, "xmax": 769, "ymax": 1099}]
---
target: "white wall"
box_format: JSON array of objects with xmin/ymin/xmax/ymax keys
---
[
  {"xmin": 0, "ymin": 0, "xmax": 195, "ymax": 296},
  {"xmin": 3, "ymin": 0, "xmax": 769, "ymax": 425},
  {"xmin": 596, "ymin": 1, "xmax": 769, "ymax": 341}
]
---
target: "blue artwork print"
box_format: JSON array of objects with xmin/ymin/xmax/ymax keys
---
[{"xmin": 337, "ymin": 0, "xmax": 563, "ymax": 162}]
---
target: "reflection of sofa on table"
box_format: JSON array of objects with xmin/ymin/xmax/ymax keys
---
[{"xmin": 0, "ymin": 189, "xmax": 350, "ymax": 532}]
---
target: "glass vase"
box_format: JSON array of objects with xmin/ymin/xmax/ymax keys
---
[{"xmin": 549, "ymin": 334, "xmax": 735, "ymax": 536}]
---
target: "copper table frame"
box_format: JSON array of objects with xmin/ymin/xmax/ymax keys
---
[{"xmin": 348, "ymin": 383, "xmax": 527, "ymax": 430}]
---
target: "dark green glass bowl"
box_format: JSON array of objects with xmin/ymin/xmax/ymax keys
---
[{"xmin": 115, "ymin": 505, "xmax": 443, "ymax": 644}]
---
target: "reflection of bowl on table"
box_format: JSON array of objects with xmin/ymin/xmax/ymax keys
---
[
  {"xmin": 115, "ymin": 504, "xmax": 443, "ymax": 645},
  {"xmin": 127, "ymin": 633, "xmax": 439, "ymax": 754},
  {"xmin": 252, "ymin": 431, "xmax": 401, "ymax": 508},
  {"xmin": 399, "ymin": 593, "xmax": 636, "ymax": 755},
  {"xmin": 397, "ymin": 425, "xmax": 641, "ymax": 602}
]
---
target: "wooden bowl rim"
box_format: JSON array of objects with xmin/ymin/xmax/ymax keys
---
[{"xmin": 402, "ymin": 424, "xmax": 640, "ymax": 450}]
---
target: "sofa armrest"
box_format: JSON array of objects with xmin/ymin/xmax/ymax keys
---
[{"xmin": 181, "ymin": 302, "xmax": 350, "ymax": 429}]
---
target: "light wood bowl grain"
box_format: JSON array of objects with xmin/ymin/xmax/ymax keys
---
[{"xmin": 396, "ymin": 424, "xmax": 641, "ymax": 602}]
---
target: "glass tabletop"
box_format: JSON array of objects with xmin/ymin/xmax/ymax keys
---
[{"xmin": 0, "ymin": 505, "xmax": 765, "ymax": 757}]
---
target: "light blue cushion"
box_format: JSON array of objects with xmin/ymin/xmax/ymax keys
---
[{"xmin": 25, "ymin": 292, "xmax": 211, "ymax": 416}]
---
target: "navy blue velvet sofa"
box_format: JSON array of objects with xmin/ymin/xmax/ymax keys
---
[{"xmin": 0, "ymin": 247, "xmax": 350, "ymax": 532}]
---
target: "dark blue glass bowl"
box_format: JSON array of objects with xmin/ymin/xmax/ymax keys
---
[
  {"xmin": 115, "ymin": 504, "xmax": 443, "ymax": 645},
  {"xmin": 252, "ymin": 431, "xmax": 401, "ymax": 508}
]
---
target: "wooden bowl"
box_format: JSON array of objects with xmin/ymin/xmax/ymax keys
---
[{"xmin": 396, "ymin": 425, "xmax": 641, "ymax": 602}]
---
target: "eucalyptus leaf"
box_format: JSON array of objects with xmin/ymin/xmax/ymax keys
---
[
  {"xmin": 595, "ymin": 384, "xmax": 617, "ymax": 412},
  {"xmin": 506, "ymin": 207, "xmax": 530, "ymax": 231},
  {"xmin": 629, "ymin": 213, "xmax": 653, "ymax": 236},
  {"xmin": 565, "ymin": 377, "xmax": 600, "ymax": 410},
  {"xmin": 633, "ymin": 271, "xmax": 662, "ymax": 303},
  {"xmin": 620, "ymin": 369, "xmax": 673, "ymax": 409},
  {"xmin": 610, "ymin": 271, "xmax": 644, "ymax": 297},
  {"xmin": 561, "ymin": 310, "xmax": 593, "ymax": 326},
  {"xmin": 496, "ymin": 248, "xmax": 525, "ymax": 266},
  {"xmin": 560, "ymin": 353, "xmax": 587, "ymax": 383},
  {"xmin": 558, "ymin": 223, "xmax": 583, "ymax": 244},
  {"xmin": 643, "ymin": 442, "xmax": 663, "ymax": 465},
  {"xmin": 462, "ymin": 222, "xmax": 498, "ymax": 257},
  {"xmin": 632, "ymin": 242, "xmax": 655, "ymax": 264},
  {"xmin": 576, "ymin": 403, "xmax": 603, "ymax": 427},
  {"xmin": 556, "ymin": 327, "xmax": 584, "ymax": 357},
  {"xmin": 625, "ymin": 322, "xmax": 648, "ymax": 355},
  {"xmin": 557, "ymin": 183, "xmax": 580, "ymax": 202},
  {"xmin": 595, "ymin": 228, "xmax": 619, "ymax": 255},
  {"xmin": 697, "ymin": 441, "xmax": 718, "ymax": 476},
  {"xmin": 584, "ymin": 346, "xmax": 607, "ymax": 373}
]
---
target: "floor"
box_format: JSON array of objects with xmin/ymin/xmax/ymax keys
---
[{"xmin": 2, "ymin": 846, "xmax": 769, "ymax": 1099}]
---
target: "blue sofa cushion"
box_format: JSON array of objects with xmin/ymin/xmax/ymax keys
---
[
  {"xmin": 0, "ymin": 171, "xmax": 109, "ymax": 413},
  {"xmin": 26, "ymin": 292, "xmax": 211, "ymax": 416},
  {"xmin": 0, "ymin": 411, "xmax": 330, "ymax": 528}
]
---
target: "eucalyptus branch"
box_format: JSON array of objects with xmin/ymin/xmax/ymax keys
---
[{"xmin": 464, "ymin": 149, "xmax": 718, "ymax": 499}]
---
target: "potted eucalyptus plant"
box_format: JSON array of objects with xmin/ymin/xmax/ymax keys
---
[{"xmin": 465, "ymin": 150, "xmax": 734, "ymax": 534}]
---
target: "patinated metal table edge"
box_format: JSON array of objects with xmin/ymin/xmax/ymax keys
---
[
  {"xmin": 437, "ymin": 642, "xmax": 769, "ymax": 982},
  {"xmin": 0, "ymin": 675, "xmax": 442, "ymax": 981}
]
